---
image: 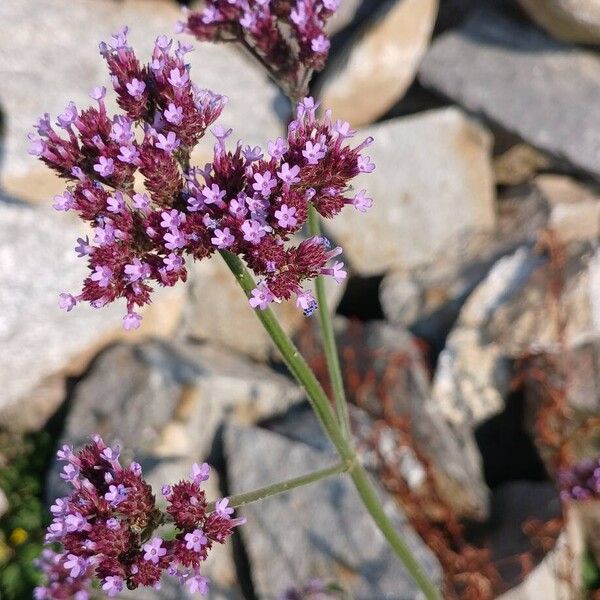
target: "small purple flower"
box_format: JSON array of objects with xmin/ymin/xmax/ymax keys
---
[
  {"xmin": 123, "ymin": 311, "xmax": 142, "ymax": 330},
  {"xmin": 64, "ymin": 554, "xmax": 88, "ymax": 578},
  {"xmin": 164, "ymin": 103, "xmax": 184, "ymax": 125},
  {"xmin": 168, "ymin": 67, "xmax": 189, "ymax": 89},
  {"xmin": 211, "ymin": 227, "xmax": 235, "ymax": 249},
  {"xmin": 296, "ymin": 290, "xmax": 318, "ymax": 316},
  {"xmin": 102, "ymin": 576, "xmax": 124, "ymax": 597},
  {"xmin": 57, "ymin": 102, "xmax": 78, "ymax": 128},
  {"xmin": 91, "ymin": 265, "xmax": 113, "ymax": 288},
  {"xmin": 107, "ymin": 193, "xmax": 125, "ymax": 213},
  {"xmin": 277, "ymin": 163, "xmax": 301, "ymax": 186},
  {"xmin": 184, "ymin": 529, "xmax": 207, "ymax": 552},
  {"xmin": 302, "ymin": 141, "xmax": 326, "ymax": 165},
  {"xmin": 215, "ymin": 498, "xmax": 234, "ymax": 518},
  {"xmin": 274, "ymin": 204, "xmax": 298, "ymax": 229},
  {"xmin": 143, "ymin": 537, "xmax": 167, "ymax": 564},
  {"xmin": 202, "ymin": 183, "xmax": 227, "ymax": 206},
  {"xmin": 357, "ymin": 155, "xmax": 375, "ymax": 173},
  {"xmin": 93, "ymin": 156, "xmax": 115, "ymax": 178},
  {"xmin": 126, "ymin": 78, "xmax": 146, "ymax": 99},
  {"xmin": 125, "ymin": 258, "xmax": 151, "ymax": 282},
  {"xmin": 75, "ymin": 236, "xmax": 92, "ymax": 258},
  {"xmin": 59, "ymin": 293, "xmax": 77, "ymax": 312},
  {"xmin": 243, "ymin": 145, "xmax": 263, "ymax": 162},
  {"xmin": 161, "ymin": 209, "xmax": 186, "ymax": 230},
  {"xmin": 252, "ymin": 171, "xmax": 277, "ymax": 197},
  {"xmin": 89, "ymin": 86, "xmax": 107, "ymax": 101},
  {"xmin": 164, "ymin": 229, "xmax": 187, "ymax": 250},
  {"xmin": 133, "ymin": 193, "xmax": 150, "ymax": 211},
  {"xmin": 352, "ymin": 190, "xmax": 373, "ymax": 213},
  {"xmin": 156, "ymin": 131, "xmax": 180, "ymax": 153},
  {"xmin": 268, "ymin": 137, "xmax": 288, "ymax": 159},
  {"xmin": 311, "ymin": 34, "xmax": 330, "ymax": 53},
  {"xmin": 164, "ymin": 253, "xmax": 183, "ymax": 272},
  {"xmin": 241, "ymin": 219, "xmax": 266, "ymax": 245},
  {"xmin": 191, "ymin": 463, "xmax": 210, "ymax": 484},
  {"xmin": 161, "ymin": 484, "xmax": 173, "ymax": 498},
  {"xmin": 249, "ymin": 283, "xmax": 275, "ymax": 310},
  {"xmin": 105, "ymin": 484, "xmax": 128, "ymax": 506},
  {"xmin": 186, "ymin": 574, "xmax": 209, "ymax": 595},
  {"xmin": 106, "ymin": 518, "xmax": 120, "ymax": 531},
  {"xmin": 53, "ymin": 192, "xmax": 74, "ymax": 212},
  {"xmin": 118, "ymin": 145, "xmax": 139, "ymax": 163}
]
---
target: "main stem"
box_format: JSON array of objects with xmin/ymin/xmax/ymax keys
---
[
  {"xmin": 307, "ymin": 206, "xmax": 351, "ymax": 437},
  {"xmin": 219, "ymin": 251, "xmax": 441, "ymax": 600}
]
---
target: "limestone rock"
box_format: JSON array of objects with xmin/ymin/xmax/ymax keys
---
[
  {"xmin": 224, "ymin": 423, "xmax": 441, "ymax": 599},
  {"xmin": 0, "ymin": 198, "xmax": 185, "ymax": 432},
  {"xmin": 535, "ymin": 175, "xmax": 600, "ymax": 244},
  {"xmin": 0, "ymin": 0, "xmax": 284, "ymax": 203},
  {"xmin": 325, "ymin": 108, "xmax": 496, "ymax": 275},
  {"xmin": 49, "ymin": 340, "xmax": 303, "ymax": 464},
  {"xmin": 420, "ymin": 4, "xmax": 600, "ymax": 179},
  {"xmin": 518, "ymin": 0, "xmax": 600, "ymax": 45},
  {"xmin": 318, "ymin": 0, "xmax": 438, "ymax": 126}
]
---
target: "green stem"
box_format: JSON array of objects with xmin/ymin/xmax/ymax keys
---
[
  {"xmin": 208, "ymin": 461, "xmax": 351, "ymax": 512},
  {"xmin": 307, "ymin": 206, "xmax": 351, "ymax": 437},
  {"xmin": 219, "ymin": 251, "xmax": 442, "ymax": 600},
  {"xmin": 219, "ymin": 250, "xmax": 351, "ymax": 461}
]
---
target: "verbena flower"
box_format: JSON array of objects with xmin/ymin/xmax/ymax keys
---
[
  {"xmin": 177, "ymin": 0, "xmax": 340, "ymax": 99},
  {"xmin": 30, "ymin": 28, "xmax": 374, "ymax": 330},
  {"xmin": 35, "ymin": 436, "xmax": 243, "ymax": 599},
  {"xmin": 559, "ymin": 453, "xmax": 600, "ymax": 502}
]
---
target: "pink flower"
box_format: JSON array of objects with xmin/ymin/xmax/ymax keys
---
[
  {"xmin": 143, "ymin": 537, "xmax": 167, "ymax": 564},
  {"xmin": 249, "ymin": 283, "xmax": 275, "ymax": 310}
]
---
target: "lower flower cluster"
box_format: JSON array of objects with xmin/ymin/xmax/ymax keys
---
[
  {"xmin": 36, "ymin": 436, "xmax": 244, "ymax": 599},
  {"xmin": 559, "ymin": 453, "xmax": 600, "ymax": 502}
]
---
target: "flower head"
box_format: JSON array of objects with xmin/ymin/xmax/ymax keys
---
[{"xmin": 36, "ymin": 436, "xmax": 243, "ymax": 598}]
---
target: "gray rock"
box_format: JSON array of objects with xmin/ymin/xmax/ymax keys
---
[
  {"xmin": 536, "ymin": 175, "xmax": 600, "ymax": 243},
  {"xmin": 420, "ymin": 3, "xmax": 600, "ymax": 179},
  {"xmin": 0, "ymin": 199, "xmax": 184, "ymax": 432},
  {"xmin": 518, "ymin": 0, "xmax": 600, "ymax": 45},
  {"xmin": 0, "ymin": 0, "xmax": 284, "ymax": 203},
  {"xmin": 318, "ymin": 0, "xmax": 438, "ymax": 126},
  {"xmin": 48, "ymin": 340, "xmax": 303, "ymax": 471},
  {"xmin": 224, "ymin": 423, "xmax": 441, "ymax": 599},
  {"xmin": 0, "ymin": 488, "xmax": 8, "ymax": 518},
  {"xmin": 325, "ymin": 107, "xmax": 496, "ymax": 276},
  {"xmin": 380, "ymin": 183, "xmax": 549, "ymax": 348}
]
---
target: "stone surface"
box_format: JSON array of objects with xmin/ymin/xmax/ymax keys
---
[
  {"xmin": 183, "ymin": 252, "xmax": 345, "ymax": 361},
  {"xmin": 224, "ymin": 423, "xmax": 441, "ymax": 599},
  {"xmin": 325, "ymin": 107, "xmax": 496, "ymax": 276},
  {"xmin": 0, "ymin": 0, "xmax": 284, "ymax": 203},
  {"xmin": 0, "ymin": 198, "xmax": 185, "ymax": 432},
  {"xmin": 518, "ymin": 0, "xmax": 600, "ymax": 45},
  {"xmin": 379, "ymin": 182, "xmax": 548, "ymax": 348},
  {"xmin": 420, "ymin": 3, "xmax": 600, "ymax": 179},
  {"xmin": 431, "ymin": 243, "xmax": 600, "ymax": 473},
  {"xmin": 49, "ymin": 340, "xmax": 303, "ymax": 465},
  {"xmin": 318, "ymin": 0, "xmax": 438, "ymax": 126},
  {"xmin": 535, "ymin": 175, "xmax": 600, "ymax": 243},
  {"xmin": 493, "ymin": 144, "xmax": 550, "ymax": 186}
]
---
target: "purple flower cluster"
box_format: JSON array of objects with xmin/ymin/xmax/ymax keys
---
[
  {"xmin": 30, "ymin": 29, "xmax": 374, "ymax": 329},
  {"xmin": 278, "ymin": 579, "xmax": 342, "ymax": 600},
  {"xmin": 559, "ymin": 453, "xmax": 600, "ymax": 502},
  {"xmin": 35, "ymin": 436, "xmax": 243, "ymax": 599},
  {"xmin": 178, "ymin": 0, "xmax": 340, "ymax": 98}
]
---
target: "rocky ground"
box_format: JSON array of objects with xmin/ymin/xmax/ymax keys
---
[{"xmin": 1, "ymin": 0, "xmax": 600, "ymax": 598}]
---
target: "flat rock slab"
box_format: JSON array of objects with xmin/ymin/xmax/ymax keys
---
[
  {"xmin": 225, "ymin": 423, "xmax": 441, "ymax": 599},
  {"xmin": 325, "ymin": 107, "xmax": 495, "ymax": 275},
  {"xmin": 319, "ymin": 0, "xmax": 438, "ymax": 126},
  {"xmin": 420, "ymin": 3, "xmax": 600, "ymax": 179},
  {"xmin": 0, "ymin": 0, "xmax": 284, "ymax": 202},
  {"xmin": 49, "ymin": 340, "xmax": 303, "ymax": 468},
  {"xmin": 0, "ymin": 198, "xmax": 185, "ymax": 431}
]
